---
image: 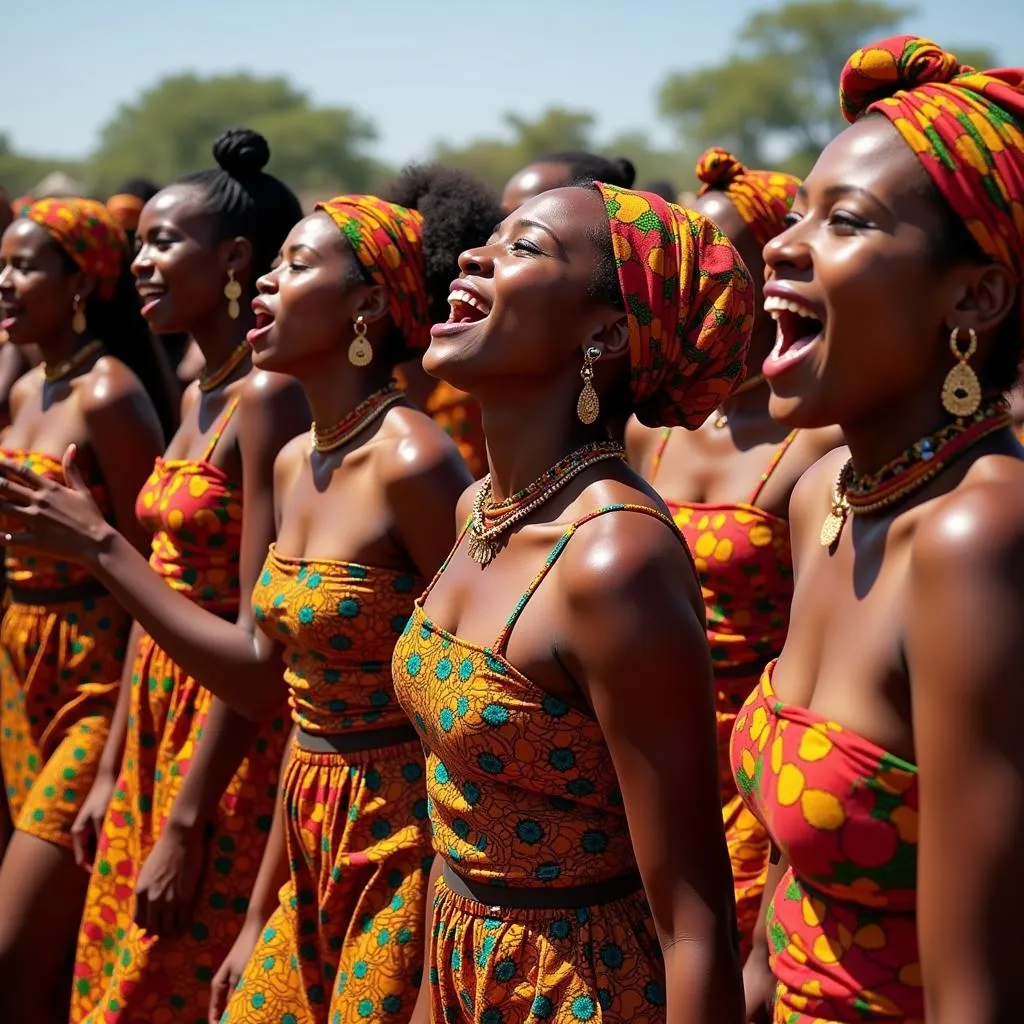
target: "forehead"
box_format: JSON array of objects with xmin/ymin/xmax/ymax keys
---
[
  {"xmin": 506, "ymin": 186, "xmax": 606, "ymax": 244},
  {"xmin": 283, "ymin": 210, "xmax": 349, "ymax": 255},
  {"xmin": 1, "ymin": 217, "xmax": 58, "ymax": 253},
  {"xmin": 691, "ymin": 191, "xmax": 748, "ymax": 244},
  {"xmin": 139, "ymin": 185, "xmax": 215, "ymax": 234}
]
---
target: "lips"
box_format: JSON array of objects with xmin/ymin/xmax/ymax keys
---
[
  {"xmin": 136, "ymin": 286, "xmax": 167, "ymax": 318},
  {"xmin": 762, "ymin": 292, "xmax": 825, "ymax": 379},
  {"xmin": 247, "ymin": 299, "xmax": 275, "ymax": 347}
]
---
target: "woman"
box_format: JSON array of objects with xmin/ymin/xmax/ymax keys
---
[
  {"xmin": 0, "ymin": 166, "xmax": 498, "ymax": 1024},
  {"xmin": 628, "ymin": 149, "xmax": 841, "ymax": 959},
  {"xmin": 4, "ymin": 128, "xmax": 310, "ymax": 1024},
  {"xmin": 0, "ymin": 197, "xmax": 167, "ymax": 1022},
  {"xmin": 393, "ymin": 184, "xmax": 753, "ymax": 1023},
  {"xmin": 731, "ymin": 37, "xmax": 1024, "ymax": 1023},
  {"xmin": 499, "ymin": 150, "xmax": 636, "ymax": 215}
]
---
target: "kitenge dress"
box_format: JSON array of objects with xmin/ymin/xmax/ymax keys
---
[
  {"xmin": 220, "ymin": 546, "xmax": 432, "ymax": 1023},
  {"xmin": 651, "ymin": 429, "xmax": 798, "ymax": 954},
  {"xmin": 71, "ymin": 399, "xmax": 291, "ymax": 1024},
  {"xmin": 393, "ymin": 504, "xmax": 688, "ymax": 1024},
  {"xmin": 730, "ymin": 662, "xmax": 922, "ymax": 1023},
  {"xmin": 0, "ymin": 449, "xmax": 129, "ymax": 848}
]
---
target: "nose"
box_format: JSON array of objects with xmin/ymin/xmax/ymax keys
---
[
  {"xmin": 0, "ymin": 263, "xmax": 13, "ymax": 291},
  {"xmin": 763, "ymin": 219, "xmax": 812, "ymax": 276},
  {"xmin": 458, "ymin": 243, "xmax": 494, "ymax": 278},
  {"xmin": 255, "ymin": 265, "xmax": 279, "ymax": 295},
  {"xmin": 130, "ymin": 244, "xmax": 152, "ymax": 279}
]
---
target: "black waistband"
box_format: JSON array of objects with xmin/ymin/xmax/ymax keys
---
[
  {"xmin": 295, "ymin": 722, "xmax": 418, "ymax": 754},
  {"xmin": 442, "ymin": 863, "xmax": 644, "ymax": 910},
  {"xmin": 7, "ymin": 579, "xmax": 109, "ymax": 607}
]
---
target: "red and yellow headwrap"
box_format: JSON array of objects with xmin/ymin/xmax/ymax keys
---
[
  {"xmin": 106, "ymin": 193, "xmax": 146, "ymax": 233},
  {"xmin": 25, "ymin": 198, "xmax": 126, "ymax": 301},
  {"xmin": 596, "ymin": 183, "xmax": 753, "ymax": 429},
  {"xmin": 695, "ymin": 148, "xmax": 801, "ymax": 247},
  {"xmin": 316, "ymin": 195, "xmax": 430, "ymax": 352},
  {"xmin": 840, "ymin": 36, "xmax": 1024, "ymax": 293}
]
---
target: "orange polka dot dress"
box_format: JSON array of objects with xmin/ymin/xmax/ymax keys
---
[
  {"xmin": 651, "ymin": 430, "xmax": 797, "ymax": 954},
  {"xmin": 71, "ymin": 400, "xmax": 291, "ymax": 1024},
  {"xmin": 393, "ymin": 505, "xmax": 685, "ymax": 1024},
  {"xmin": 0, "ymin": 449, "xmax": 129, "ymax": 848},
  {"xmin": 220, "ymin": 547, "xmax": 432, "ymax": 1024},
  {"xmin": 730, "ymin": 663, "xmax": 922, "ymax": 1023}
]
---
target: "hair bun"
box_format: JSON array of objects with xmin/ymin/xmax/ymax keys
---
[
  {"xmin": 840, "ymin": 35, "xmax": 970, "ymax": 123},
  {"xmin": 212, "ymin": 128, "xmax": 271, "ymax": 180},
  {"xmin": 695, "ymin": 148, "xmax": 747, "ymax": 190},
  {"xmin": 613, "ymin": 158, "xmax": 637, "ymax": 188}
]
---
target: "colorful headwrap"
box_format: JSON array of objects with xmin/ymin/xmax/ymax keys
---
[
  {"xmin": 695, "ymin": 148, "xmax": 801, "ymax": 247},
  {"xmin": 316, "ymin": 195, "xmax": 430, "ymax": 352},
  {"xmin": 596, "ymin": 183, "xmax": 753, "ymax": 429},
  {"xmin": 840, "ymin": 35, "xmax": 1024, "ymax": 293},
  {"xmin": 106, "ymin": 193, "xmax": 146, "ymax": 233},
  {"xmin": 11, "ymin": 196, "xmax": 35, "ymax": 218},
  {"xmin": 25, "ymin": 198, "xmax": 126, "ymax": 300}
]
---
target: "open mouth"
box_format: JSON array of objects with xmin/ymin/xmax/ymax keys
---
[
  {"xmin": 254, "ymin": 311, "xmax": 273, "ymax": 331},
  {"xmin": 763, "ymin": 295, "xmax": 824, "ymax": 376},
  {"xmin": 247, "ymin": 302, "xmax": 275, "ymax": 347},
  {"xmin": 446, "ymin": 288, "xmax": 491, "ymax": 325},
  {"xmin": 136, "ymin": 288, "xmax": 167, "ymax": 316}
]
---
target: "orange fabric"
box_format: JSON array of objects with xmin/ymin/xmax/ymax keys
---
[
  {"xmin": 106, "ymin": 193, "xmax": 145, "ymax": 233},
  {"xmin": 425, "ymin": 381, "xmax": 486, "ymax": 478},
  {"xmin": 695, "ymin": 147, "xmax": 801, "ymax": 248},
  {"xmin": 596, "ymin": 183, "xmax": 753, "ymax": 430}
]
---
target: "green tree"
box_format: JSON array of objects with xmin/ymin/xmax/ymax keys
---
[
  {"xmin": 658, "ymin": 0, "xmax": 995, "ymax": 177},
  {"xmin": 86, "ymin": 73, "xmax": 379, "ymax": 196}
]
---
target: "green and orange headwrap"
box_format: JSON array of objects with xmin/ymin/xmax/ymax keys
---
[
  {"xmin": 25, "ymin": 198, "xmax": 126, "ymax": 300},
  {"xmin": 316, "ymin": 195, "xmax": 430, "ymax": 352},
  {"xmin": 840, "ymin": 36, "xmax": 1024, "ymax": 292},
  {"xmin": 695, "ymin": 148, "xmax": 801, "ymax": 248},
  {"xmin": 596, "ymin": 183, "xmax": 753, "ymax": 429}
]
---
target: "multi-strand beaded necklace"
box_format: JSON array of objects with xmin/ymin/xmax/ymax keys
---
[{"xmin": 311, "ymin": 382, "xmax": 403, "ymax": 454}]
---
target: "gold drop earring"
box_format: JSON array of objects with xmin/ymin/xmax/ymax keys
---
[
  {"xmin": 348, "ymin": 316, "xmax": 373, "ymax": 367},
  {"xmin": 576, "ymin": 346, "xmax": 601, "ymax": 424},
  {"xmin": 72, "ymin": 294, "xmax": 86, "ymax": 335},
  {"xmin": 224, "ymin": 269, "xmax": 242, "ymax": 320},
  {"xmin": 941, "ymin": 326, "xmax": 981, "ymax": 419}
]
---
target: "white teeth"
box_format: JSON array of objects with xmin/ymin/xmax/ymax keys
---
[
  {"xmin": 446, "ymin": 288, "xmax": 491, "ymax": 316},
  {"xmin": 763, "ymin": 296, "xmax": 820, "ymax": 322}
]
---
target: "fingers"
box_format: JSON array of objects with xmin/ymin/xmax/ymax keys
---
[
  {"xmin": 0, "ymin": 459, "xmax": 45, "ymax": 490},
  {"xmin": 0, "ymin": 476, "xmax": 38, "ymax": 506},
  {"xmin": 209, "ymin": 971, "xmax": 230, "ymax": 1024},
  {"xmin": 62, "ymin": 444, "xmax": 87, "ymax": 492},
  {"xmin": 70, "ymin": 818, "xmax": 95, "ymax": 871}
]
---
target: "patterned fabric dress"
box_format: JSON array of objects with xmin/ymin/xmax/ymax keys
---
[
  {"xmin": 0, "ymin": 449, "xmax": 130, "ymax": 848},
  {"xmin": 651, "ymin": 430, "xmax": 797, "ymax": 954},
  {"xmin": 730, "ymin": 663, "xmax": 922, "ymax": 1023},
  {"xmin": 221, "ymin": 546, "xmax": 431, "ymax": 1024},
  {"xmin": 71, "ymin": 400, "xmax": 291, "ymax": 1024},
  {"xmin": 393, "ymin": 504, "xmax": 685, "ymax": 1024}
]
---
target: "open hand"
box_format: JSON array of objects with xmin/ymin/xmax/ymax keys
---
[
  {"xmin": 70, "ymin": 770, "xmax": 117, "ymax": 871},
  {"xmin": 133, "ymin": 824, "xmax": 206, "ymax": 937},
  {"xmin": 0, "ymin": 444, "xmax": 111, "ymax": 562},
  {"xmin": 208, "ymin": 915, "xmax": 264, "ymax": 1023}
]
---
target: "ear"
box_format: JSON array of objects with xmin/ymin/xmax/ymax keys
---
[
  {"xmin": 946, "ymin": 261, "xmax": 1017, "ymax": 338},
  {"xmin": 223, "ymin": 236, "xmax": 254, "ymax": 284},
  {"xmin": 69, "ymin": 271, "xmax": 97, "ymax": 304},
  {"xmin": 352, "ymin": 283, "xmax": 390, "ymax": 326},
  {"xmin": 587, "ymin": 312, "xmax": 630, "ymax": 361}
]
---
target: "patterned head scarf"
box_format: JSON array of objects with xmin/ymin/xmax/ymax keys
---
[
  {"xmin": 316, "ymin": 195, "xmax": 430, "ymax": 352},
  {"xmin": 695, "ymin": 148, "xmax": 801, "ymax": 248},
  {"xmin": 840, "ymin": 35, "xmax": 1024, "ymax": 295},
  {"xmin": 596, "ymin": 183, "xmax": 753, "ymax": 429},
  {"xmin": 106, "ymin": 193, "xmax": 146, "ymax": 233},
  {"xmin": 25, "ymin": 198, "xmax": 126, "ymax": 300}
]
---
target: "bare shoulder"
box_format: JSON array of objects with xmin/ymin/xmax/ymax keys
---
[
  {"xmin": 79, "ymin": 354, "xmax": 149, "ymax": 415},
  {"xmin": 238, "ymin": 368, "xmax": 306, "ymax": 413},
  {"xmin": 789, "ymin": 444, "xmax": 849, "ymax": 535},
  {"xmin": 790, "ymin": 424, "xmax": 845, "ymax": 467},
  {"xmin": 377, "ymin": 405, "xmax": 470, "ymax": 489},
  {"xmin": 8, "ymin": 364, "xmax": 41, "ymax": 416},
  {"xmin": 274, "ymin": 432, "xmax": 310, "ymax": 489}
]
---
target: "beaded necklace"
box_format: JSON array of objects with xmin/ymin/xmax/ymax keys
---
[
  {"xmin": 820, "ymin": 399, "xmax": 1011, "ymax": 548},
  {"xmin": 468, "ymin": 439, "xmax": 626, "ymax": 566},
  {"xmin": 311, "ymin": 382, "xmax": 402, "ymax": 454},
  {"xmin": 712, "ymin": 373, "xmax": 766, "ymax": 429},
  {"xmin": 44, "ymin": 339, "xmax": 105, "ymax": 383},
  {"xmin": 199, "ymin": 342, "xmax": 250, "ymax": 393}
]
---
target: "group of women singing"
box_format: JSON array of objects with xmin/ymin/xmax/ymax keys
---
[{"xmin": 0, "ymin": 32, "xmax": 1021, "ymax": 1024}]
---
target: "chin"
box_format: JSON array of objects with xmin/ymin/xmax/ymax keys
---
[{"xmin": 422, "ymin": 333, "xmax": 479, "ymax": 389}]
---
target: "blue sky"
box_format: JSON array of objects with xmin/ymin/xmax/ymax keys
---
[{"xmin": 6, "ymin": 0, "xmax": 1021, "ymax": 164}]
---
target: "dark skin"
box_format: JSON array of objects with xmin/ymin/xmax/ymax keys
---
[
  {"xmin": 744, "ymin": 115, "xmax": 1024, "ymax": 1023},
  {"xmin": 413, "ymin": 187, "xmax": 744, "ymax": 1023},
  {"xmin": 628, "ymin": 190, "xmax": 842, "ymax": 516},
  {"xmin": 0, "ymin": 185, "xmax": 311, "ymax": 944},
  {"xmin": 500, "ymin": 160, "xmax": 576, "ymax": 215},
  {"xmin": 0, "ymin": 219, "xmax": 165, "ymax": 1024}
]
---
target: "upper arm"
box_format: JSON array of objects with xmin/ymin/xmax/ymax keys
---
[
  {"xmin": 625, "ymin": 415, "xmax": 664, "ymax": 479},
  {"xmin": 906, "ymin": 489, "xmax": 1024, "ymax": 1019},
  {"xmin": 0, "ymin": 345, "xmax": 30, "ymax": 430},
  {"xmin": 82, "ymin": 366, "xmax": 165, "ymax": 555},
  {"xmin": 234, "ymin": 372, "xmax": 310, "ymax": 631},
  {"xmin": 561, "ymin": 518, "xmax": 732, "ymax": 943},
  {"xmin": 382, "ymin": 427, "xmax": 474, "ymax": 580}
]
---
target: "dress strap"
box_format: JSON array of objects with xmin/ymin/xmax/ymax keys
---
[
  {"xmin": 200, "ymin": 396, "xmax": 241, "ymax": 464},
  {"xmin": 492, "ymin": 502, "xmax": 689, "ymax": 655},
  {"xmin": 748, "ymin": 430, "xmax": 799, "ymax": 504},
  {"xmin": 648, "ymin": 428, "xmax": 672, "ymax": 478}
]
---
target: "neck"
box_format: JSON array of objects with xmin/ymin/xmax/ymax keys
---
[
  {"xmin": 299, "ymin": 353, "xmax": 395, "ymax": 428},
  {"xmin": 189, "ymin": 306, "xmax": 252, "ymax": 374},
  {"xmin": 38, "ymin": 325, "xmax": 92, "ymax": 369},
  {"xmin": 480, "ymin": 381, "xmax": 611, "ymax": 501}
]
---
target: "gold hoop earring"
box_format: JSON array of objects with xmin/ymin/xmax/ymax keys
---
[
  {"xmin": 224, "ymin": 269, "xmax": 242, "ymax": 321},
  {"xmin": 348, "ymin": 316, "xmax": 373, "ymax": 367},
  {"xmin": 72, "ymin": 294, "xmax": 87, "ymax": 335},
  {"xmin": 576, "ymin": 346, "xmax": 601, "ymax": 425},
  {"xmin": 941, "ymin": 326, "xmax": 981, "ymax": 418}
]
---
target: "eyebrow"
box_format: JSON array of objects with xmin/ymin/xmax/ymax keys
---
[
  {"xmin": 287, "ymin": 243, "xmax": 320, "ymax": 258},
  {"xmin": 796, "ymin": 183, "xmax": 896, "ymax": 221}
]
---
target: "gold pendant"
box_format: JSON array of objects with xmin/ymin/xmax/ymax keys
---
[
  {"xmin": 467, "ymin": 530, "xmax": 497, "ymax": 567},
  {"xmin": 941, "ymin": 362, "xmax": 981, "ymax": 418},
  {"xmin": 819, "ymin": 504, "xmax": 847, "ymax": 548}
]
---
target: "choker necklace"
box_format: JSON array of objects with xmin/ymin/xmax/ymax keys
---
[
  {"xmin": 468, "ymin": 440, "xmax": 626, "ymax": 567},
  {"xmin": 820, "ymin": 399, "xmax": 1011, "ymax": 548},
  {"xmin": 311, "ymin": 383, "xmax": 402, "ymax": 454},
  {"xmin": 44, "ymin": 339, "xmax": 105, "ymax": 383},
  {"xmin": 199, "ymin": 342, "xmax": 251, "ymax": 393},
  {"xmin": 713, "ymin": 373, "xmax": 766, "ymax": 429}
]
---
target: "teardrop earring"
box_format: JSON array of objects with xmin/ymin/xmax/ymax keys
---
[
  {"xmin": 941, "ymin": 326, "xmax": 981, "ymax": 419},
  {"xmin": 224, "ymin": 269, "xmax": 242, "ymax": 320},
  {"xmin": 348, "ymin": 316, "xmax": 373, "ymax": 367},
  {"xmin": 72, "ymin": 294, "xmax": 87, "ymax": 335},
  {"xmin": 576, "ymin": 346, "xmax": 601, "ymax": 424}
]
